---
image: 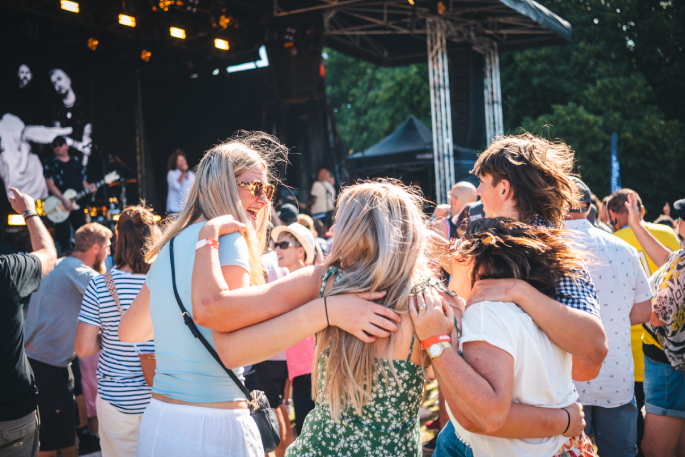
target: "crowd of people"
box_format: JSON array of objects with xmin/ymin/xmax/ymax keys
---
[{"xmin": 0, "ymin": 130, "xmax": 683, "ymax": 457}]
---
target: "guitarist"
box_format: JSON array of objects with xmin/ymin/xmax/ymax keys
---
[{"xmin": 43, "ymin": 136, "xmax": 96, "ymax": 252}]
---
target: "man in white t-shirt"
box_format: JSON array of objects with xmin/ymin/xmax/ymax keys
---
[
  {"xmin": 565, "ymin": 178, "xmax": 653, "ymax": 457},
  {"xmin": 309, "ymin": 168, "xmax": 336, "ymax": 224}
]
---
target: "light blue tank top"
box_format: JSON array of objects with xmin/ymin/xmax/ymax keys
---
[{"xmin": 146, "ymin": 222, "xmax": 250, "ymax": 402}]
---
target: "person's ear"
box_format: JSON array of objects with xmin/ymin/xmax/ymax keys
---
[
  {"xmin": 640, "ymin": 206, "xmax": 645, "ymax": 219},
  {"xmin": 499, "ymin": 179, "xmax": 512, "ymax": 201}
]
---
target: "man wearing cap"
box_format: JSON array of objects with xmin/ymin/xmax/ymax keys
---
[
  {"xmin": 565, "ymin": 178, "xmax": 653, "ymax": 457},
  {"xmin": 43, "ymin": 136, "xmax": 96, "ymax": 252}
]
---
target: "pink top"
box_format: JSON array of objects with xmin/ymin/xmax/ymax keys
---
[{"xmin": 286, "ymin": 335, "xmax": 315, "ymax": 381}]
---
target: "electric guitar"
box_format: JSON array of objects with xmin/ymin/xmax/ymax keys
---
[{"xmin": 44, "ymin": 171, "xmax": 120, "ymax": 223}]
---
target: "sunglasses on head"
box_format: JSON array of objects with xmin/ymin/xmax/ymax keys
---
[
  {"xmin": 274, "ymin": 240, "xmax": 299, "ymax": 250},
  {"xmin": 236, "ymin": 180, "xmax": 275, "ymax": 201}
]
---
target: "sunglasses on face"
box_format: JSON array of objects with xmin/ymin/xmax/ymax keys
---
[
  {"xmin": 274, "ymin": 241, "xmax": 299, "ymax": 250},
  {"xmin": 236, "ymin": 180, "xmax": 275, "ymax": 201}
]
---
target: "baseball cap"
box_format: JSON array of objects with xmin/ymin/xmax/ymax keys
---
[
  {"xmin": 277, "ymin": 203, "xmax": 299, "ymax": 225},
  {"xmin": 52, "ymin": 136, "xmax": 67, "ymax": 146},
  {"xmin": 569, "ymin": 177, "xmax": 592, "ymax": 212}
]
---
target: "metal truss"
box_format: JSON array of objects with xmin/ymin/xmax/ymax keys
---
[
  {"xmin": 427, "ymin": 18, "xmax": 454, "ymax": 206},
  {"xmin": 484, "ymin": 42, "xmax": 504, "ymax": 146}
]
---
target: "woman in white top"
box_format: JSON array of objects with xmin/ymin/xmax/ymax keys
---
[
  {"xmin": 166, "ymin": 149, "xmax": 195, "ymax": 213},
  {"xmin": 75, "ymin": 205, "xmax": 160, "ymax": 456},
  {"xmin": 411, "ymin": 217, "xmax": 597, "ymax": 457}
]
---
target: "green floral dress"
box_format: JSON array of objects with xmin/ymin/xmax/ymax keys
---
[{"xmin": 285, "ymin": 267, "xmax": 425, "ymax": 457}]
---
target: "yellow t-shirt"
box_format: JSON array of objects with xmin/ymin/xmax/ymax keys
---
[{"xmin": 613, "ymin": 223, "xmax": 681, "ymax": 382}]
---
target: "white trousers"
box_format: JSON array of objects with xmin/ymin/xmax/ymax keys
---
[
  {"xmin": 96, "ymin": 394, "xmax": 143, "ymax": 457},
  {"xmin": 136, "ymin": 398, "xmax": 263, "ymax": 457}
]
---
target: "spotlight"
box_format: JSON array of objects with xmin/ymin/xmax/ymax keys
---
[
  {"xmin": 214, "ymin": 39, "xmax": 229, "ymax": 50},
  {"xmin": 8, "ymin": 215, "xmax": 26, "ymax": 226},
  {"xmin": 170, "ymin": 27, "xmax": 186, "ymax": 39},
  {"xmin": 60, "ymin": 0, "xmax": 79, "ymax": 13},
  {"xmin": 119, "ymin": 14, "xmax": 136, "ymax": 27},
  {"xmin": 113, "ymin": 214, "xmax": 120, "ymax": 222},
  {"xmin": 189, "ymin": 73, "xmax": 199, "ymax": 78},
  {"xmin": 87, "ymin": 38, "xmax": 99, "ymax": 51},
  {"xmin": 212, "ymin": 69, "xmax": 220, "ymax": 75},
  {"xmin": 141, "ymin": 50, "xmax": 151, "ymax": 62}
]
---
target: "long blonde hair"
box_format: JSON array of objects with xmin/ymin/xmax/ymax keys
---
[
  {"xmin": 148, "ymin": 131, "xmax": 287, "ymax": 285},
  {"xmin": 313, "ymin": 179, "xmax": 430, "ymax": 420}
]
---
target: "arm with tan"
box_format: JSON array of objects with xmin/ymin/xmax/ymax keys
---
[
  {"xmin": 8, "ymin": 187, "xmax": 56, "ymax": 276},
  {"xmin": 75, "ymin": 323, "xmax": 101, "ymax": 357}
]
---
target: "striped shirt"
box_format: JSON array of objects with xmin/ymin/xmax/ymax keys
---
[{"xmin": 78, "ymin": 268, "xmax": 154, "ymax": 415}]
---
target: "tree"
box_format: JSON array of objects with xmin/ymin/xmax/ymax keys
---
[
  {"xmin": 324, "ymin": 48, "xmax": 431, "ymax": 154},
  {"xmin": 501, "ymin": 0, "xmax": 684, "ymax": 215}
]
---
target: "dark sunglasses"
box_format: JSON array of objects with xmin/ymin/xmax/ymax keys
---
[
  {"xmin": 237, "ymin": 180, "xmax": 275, "ymax": 201},
  {"xmin": 274, "ymin": 241, "xmax": 299, "ymax": 250}
]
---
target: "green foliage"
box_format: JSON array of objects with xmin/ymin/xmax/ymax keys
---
[
  {"xmin": 504, "ymin": 0, "xmax": 685, "ymax": 215},
  {"xmin": 324, "ymin": 0, "xmax": 684, "ymax": 215},
  {"xmin": 324, "ymin": 48, "xmax": 431, "ymax": 154}
]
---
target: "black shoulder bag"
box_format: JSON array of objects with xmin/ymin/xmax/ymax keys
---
[{"xmin": 169, "ymin": 238, "xmax": 280, "ymax": 453}]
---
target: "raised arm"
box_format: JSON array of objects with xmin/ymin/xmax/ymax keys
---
[
  {"xmin": 625, "ymin": 192, "xmax": 671, "ymax": 268},
  {"xmin": 192, "ymin": 218, "xmax": 331, "ymax": 331},
  {"xmin": 9, "ymin": 187, "xmax": 56, "ymax": 276},
  {"xmin": 466, "ymin": 278, "xmax": 607, "ymax": 380}
]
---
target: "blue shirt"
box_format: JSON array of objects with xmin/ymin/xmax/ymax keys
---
[{"xmin": 146, "ymin": 223, "xmax": 250, "ymax": 403}]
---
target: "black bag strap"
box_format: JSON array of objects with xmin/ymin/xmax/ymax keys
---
[{"xmin": 169, "ymin": 237, "xmax": 252, "ymax": 401}]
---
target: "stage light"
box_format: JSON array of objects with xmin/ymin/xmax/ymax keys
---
[
  {"xmin": 141, "ymin": 50, "xmax": 151, "ymax": 62},
  {"xmin": 119, "ymin": 14, "xmax": 136, "ymax": 27},
  {"xmin": 170, "ymin": 27, "xmax": 186, "ymax": 39},
  {"xmin": 407, "ymin": 0, "xmax": 414, "ymax": 4},
  {"xmin": 189, "ymin": 73, "xmax": 199, "ymax": 79},
  {"xmin": 153, "ymin": 215, "xmax": 162, "ymax": 222},
  {"xmin": 227, "ymin": 45, "xmax": 269, "ymax": 73},
  {"xmin": 113, "ymin": 214, "xmax": 120, "ymax": 222},
  {"xmin": 219, "ymin": 15, "xmax": 231, "ymax": 29},
  {"xmin": 214, "ymin": 39, "xmax": 229, "ymax": 50},
  {"xmin": 8, "ymin": 215, "xmax": 26, "ymax": 226},
  {"xmin": 61, "ymin": 1, "xmax": 79, "ymax": 13},
  {"xmin": 213, "ymin": 69, "xmax": 220, "ymax": 75},
  {"xmin": 87, "ymin": 38, "xmax": 99, "ymax": 51}
]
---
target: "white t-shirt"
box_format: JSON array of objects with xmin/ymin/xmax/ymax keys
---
[
  {"xmin": 565, "ymin": 219, "xmax": 652, "ymax": 407},
  {"xmin": 447, "ymin": 300, "xmax": 578, "ymax": 457},
  {"xmin": 310, "ymin": 180, "xmax": 335, "ymax": 215},
  {"xmin": 166, "ymin": 169, "xmax": 195, "ymax": 213}
]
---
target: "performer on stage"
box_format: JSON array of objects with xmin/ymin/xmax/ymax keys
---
[
  {"xmin": 49, "ymin": 68, "xmax": 92, "ymax": 166},
  {"xmin": 166, "ymin": 149, "xmax": 195, "ymax": 214},
  {"xmin": 309, "ymin": 168, "xmax": 335, "ymax": 227},
  {"xmin": 44, "ymin": 136, "xmax": 96, "ymax": 252}
]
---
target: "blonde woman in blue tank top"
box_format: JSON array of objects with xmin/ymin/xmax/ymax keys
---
[{"xmin": 119, "ymin": 135, "xmax": 397, "ymax": 457}]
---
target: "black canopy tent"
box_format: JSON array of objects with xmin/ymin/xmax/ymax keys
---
[{"xmin": 347, "ymin": 115, "xmax": 478, "ymax": 201}]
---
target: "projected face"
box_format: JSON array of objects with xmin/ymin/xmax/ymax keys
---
[
  {"xmin": 18, "ymin": 65, "xmax": 32, "ymax": 88},
  {"xmin": 49, "ymin": 69, "xmax": 72, "ymax": 96}
]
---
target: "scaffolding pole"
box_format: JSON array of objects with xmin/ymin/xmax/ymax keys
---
[
  {"xmin": 427, "ymin": 18, "xmax": 455, "ymax": 206},
  {"xmin": 484, "ymin": 42, "xmax": 504, "ymax": 146}
]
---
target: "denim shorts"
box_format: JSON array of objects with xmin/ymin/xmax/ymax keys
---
[{"xmin": 643, "ymin": 355, "xmax": 685, "ymax": 419}]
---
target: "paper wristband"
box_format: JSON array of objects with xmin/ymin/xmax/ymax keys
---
[
  {"xmin": 421, "ymin": 334, "xmax": 451, "ymax": 349},
  {"xmin": 195, "ymin": 239, "xmax": 220, "ymax": 251}
]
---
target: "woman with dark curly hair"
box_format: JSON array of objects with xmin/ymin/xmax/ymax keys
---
[{"xmin": 411, "ymin": 218, "xmax": 597, "ymax": 457}]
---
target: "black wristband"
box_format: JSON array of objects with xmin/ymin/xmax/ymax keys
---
[
  {"xmin": 324, "ymin": 296, "xmax": 330, "ymax": 327},
  {"xmin": 22, "ymin": 210, "xmax": 38, "ymax": 220},
  {"xmin": 562, "ymin": 408, "xmax": 570, "ymax": 434}
]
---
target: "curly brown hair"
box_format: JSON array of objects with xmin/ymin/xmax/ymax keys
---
[
  {"xmin": 167, "ymin": 149, "xmax": 187, "ymax": 171},
  {"xmin": 453, "ymin": 217, "xmax": 585, "ymax": 296},
  {"xmin": 114, "ymin": 204, "xmax": 161, "ymax": 274},
  {"xmin": 472, "ymin": 134, "xmax": 581, "ymax": 227}
]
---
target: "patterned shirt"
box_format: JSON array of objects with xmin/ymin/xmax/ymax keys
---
[
  {"xmin": 644, "ymin": 250, "xmax": 685, "ymax": 371},
  {"xmin": 565, "ymin": 219, "xmax": 652, "ymax": 407},
  {"xmin": 532, "ymin": 216, "xmax": 601, "ymax": 317},
  {"xmin": 78, "ymin": 268, "xmax": 154, "ymax": 414},
  {"xmin": 43, "ymin": 156, "xmax": 86, "ymax": 193}
]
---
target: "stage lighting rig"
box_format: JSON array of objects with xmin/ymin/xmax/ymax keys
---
[
  {"xmin": 87, "ymin": 38, "xmax": 99, "ymax": 51},
  {"xmin": 119, "ymin": 14, "xmax": 136, "ymax": 27},
  {"xmin": 60, "ymin": 0, "xmax": 79, "ymax": 13},
  {"xmin": 214, "ymin": 39, "xmax": 229, "ymax": 50},
  {"xmin": 141, "ymin": 50, "xmax": 152, "ymax": 61},
  {"xmin": 186, "ymin": 0, "xmax": 199, "ymax": 13},
  {"xmin": 170, "ymin": 27, "xmax": 186, "ymax": 39}
]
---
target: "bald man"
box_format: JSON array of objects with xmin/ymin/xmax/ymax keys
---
[{"xmin": 431, "ymin": 181, "xmax": 477, "ymax": 240}]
